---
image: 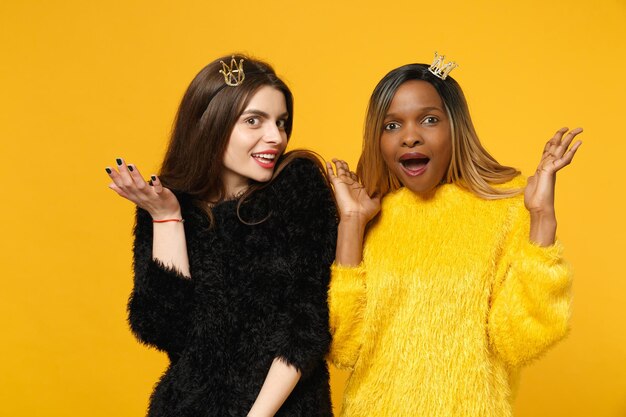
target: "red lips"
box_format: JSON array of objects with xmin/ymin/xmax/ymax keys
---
[{"xmin": 251, "ymin": 149, "xmax": 279, "ymax": 169}]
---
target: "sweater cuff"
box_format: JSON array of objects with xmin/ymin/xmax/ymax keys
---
[
  {"xmin": 519, "ymin": 239, "xmax": 565, "ymax": 266},
  {"xmin": 330, "ymin": 262, "xmax": 366, "ymax": 290},
  {"xmin": 516, "ymin": 239, "xmax": 571, "ymax": 291},
  {"xmin": 137, "ymin": 259, "xmax": 194, "ymax": 294}
]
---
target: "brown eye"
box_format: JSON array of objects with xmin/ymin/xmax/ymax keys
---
[
  {"xmin": 423, "ymin": 116, "xmax": 439, "ymax": 124},
  {"xmin": 245, "ymin": 117, "xmax": 261, "ymax": 126},
  {"xmin": 384, "ymin": 122, "xmax": 400, "ymax": 131}
]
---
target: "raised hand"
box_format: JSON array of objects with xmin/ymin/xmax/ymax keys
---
[
  {"xmin": 326, "ymin": 159, "xmax": 380, "ymax": 266},
  {"xmin": 105, "ymin": 158, "xmax": 182, "ymax": 220},
  {"xmin": 525, "ymin": 128, "xmax": 582, "ymax": 246},
  {"xmin": 525, "ymin": 127, "xmax": 583, "ymax": 214},
  {"xmin": 326, "ymin": 159, "xmax": 381, "ymax": 225}
]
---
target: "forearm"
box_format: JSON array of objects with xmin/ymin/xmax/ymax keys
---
[
  {"xmin": 247, "ymin": 358, "xmax": 301, "ymax": 417},
  {"xmin": 335, "ymin": 217, "xmax": 367, "ymax": 266},
  {"xmin": 529, "ymin": 210, "xmax": 557, "ymax": 247},
  {"xmin": 525, "ymin": 126, "xmax": 582, "ymax": 247},
  {"xmin": 152, "ymin": 209, "xmax": 190, "ymax": 277}
]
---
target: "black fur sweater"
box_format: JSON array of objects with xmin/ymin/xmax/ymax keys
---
[{"xmin": 128, "ymin": 158, "xmax": 337, "ymax": 417}]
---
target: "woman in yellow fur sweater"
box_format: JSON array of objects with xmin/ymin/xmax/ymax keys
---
[{"xmin": 325, "ymin": 56, "xmax": 582, "ymax": 417}]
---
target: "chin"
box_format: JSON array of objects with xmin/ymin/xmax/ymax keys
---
[
  {"xmin": 400, "ymin": 176, "xmax": 439, "ymax": 196},
  {"xmin": 406, "ymin": 184, "xmax": 437, "ymax": 195},
  {"xmin": 250, "ymin": 171, "xmax": 275, "ymax": 184}
]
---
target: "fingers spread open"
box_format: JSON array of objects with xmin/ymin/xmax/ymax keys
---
[
  {"xmin": 114, "ymin": 157, "xmax": 136, "ymax": 191},
  {"xmin": 555, "ymin": 140, "xmax": 582, "ymax": 170},
  {"xmin": 150, "ymin": 175, "xmax": 164, "ymax": 194},
  {"xmin": 555, "ymin": 127, "xmax": 583, "ymax": 158},
  {"xmin": 330, "ymin": 159, "xmax": 361, "ymax": 187},
  {"xmin": 108, "ymin": 183, "xmax": 131, "ymax": 199},
  {"xmin": 546, "ymin": 127, "xmax": 568, "ymax": 154},
  {"xmin": 106, "ymin": 162, "xmax": 126, "ymax": 190},
  {"xmin": 326, "ymin": 161, "xmax": 336, "ymax": 178},
  {"xmin": 333, "ymin": 159, "xmax": 345, "ymax": 176},
  {"xmin": 126, "ymin": 164, "xmax": 148, "ymax": 191},
  {"xmin": 339, "ymin": 160, "xmax": 355, "ymax": 181},
  {"xmin": 106, "ymin": 158, "xmax": 157, "ymax": 203}
]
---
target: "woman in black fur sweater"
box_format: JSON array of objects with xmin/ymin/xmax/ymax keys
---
[{"xmin": 105, "ymin": 55, "xmax": 337, "ymax": 417}]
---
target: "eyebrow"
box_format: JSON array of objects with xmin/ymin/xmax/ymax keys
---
[
  {"xmin": 384, "ymin": 106, "xmax": 444, "ymax": 119},
  {"xmin": 241, "ymin": 109, "xmax": 289, "ymax": 119}
]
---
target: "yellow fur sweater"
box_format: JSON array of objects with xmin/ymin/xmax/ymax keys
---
[{"xmin": 328, "ymin": 179, "xmax": 572, "ymax": 417}]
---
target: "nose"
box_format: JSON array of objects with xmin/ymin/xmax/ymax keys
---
[
  {"xmin": 402, "ymin": 137, "xmax": 421, "ymax": 147},
  {"xmin": 263, "ymin": 122, "xmax": 284, "ymax": 145},
  {"xmin": 402, "ymin": 130, "xmax": 423, "ymax": 147},
  {"xmin": 400, "ymin": 122, "xmax": 423, "ymax": 147}
]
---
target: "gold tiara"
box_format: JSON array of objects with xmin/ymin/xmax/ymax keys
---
[
  {"xmin": 219, "ymin": 56, "xmax": 245, "ymax": 86},
  {"xmin": 428, "ymin": 51, "xmax": 458, "ymax": 80}
]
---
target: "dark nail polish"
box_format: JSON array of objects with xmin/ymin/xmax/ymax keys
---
[
  {"xmin": 105, "ymin": 167, "xmax": 112, "ymax": 174},
  {"xmin": 128, "ymin": 165, "xmax": 134, "ymax": 172},
  {"xmin": 151, "ymin": 175, "xmax": 157, "ymax": 181},
  {"xmin": 116, "ymin": 158, "xmax": 122, "ymax": 166},
  {"xmin": 148, "ymin": 180, "xmax": 153, "ymax": 186}
]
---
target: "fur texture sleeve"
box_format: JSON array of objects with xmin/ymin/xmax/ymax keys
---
[
  {"xmin": 487, "ymin": 199, "xmax": 572, "ymax": 367},
  {"xmin": 127, "ymin": 206, "xmax": 194, "ymax": 357},
  {"xmin": 268, "ymin": 157, "xmax": 338, "ymax": 377},
  {"xmin": 327, "ymin": 262, "xmax": 366, "ymax": 370}
]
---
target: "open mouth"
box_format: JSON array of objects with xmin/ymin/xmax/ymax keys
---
[
  {"xmin": 399, "ymin": 153, "xmax": 430, "ymax": 176},
  {"xmin": 252, "ymin": 152, "xmax": 278, "ymax": 168}
]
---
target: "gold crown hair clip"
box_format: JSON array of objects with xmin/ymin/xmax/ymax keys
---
[
  {"xmin": 428, "ymin": 51, "xmax": 458, "ymax": 80},
  {"xmin": 219, "ymin": 56, "xmax": 245, "ymax": 86}
]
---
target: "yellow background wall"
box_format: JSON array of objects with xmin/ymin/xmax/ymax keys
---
[{"xmin": 1, "ymin": 0, "xmax": 624, "ymax": 416}]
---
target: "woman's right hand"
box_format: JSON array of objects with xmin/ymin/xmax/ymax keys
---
[
  {"xmin": 326, "ymin": 159, "xmax": 381, "ymax": 225},
  {"xmin": 105, "ymin": 157, "xmax": 181, "ymax": 220}
]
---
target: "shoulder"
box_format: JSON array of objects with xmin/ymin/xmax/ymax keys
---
[
  {"xmin": 499, "ymin": 174, "xmax": 526, "ymax": 208},
  {"xmin": 267, "ymin": 155, "xmax": 337, "ymax": 225},
  {"xmin": 496, "ymin": 174, "xmax": 527, "ymax": 190},
  {"xmin": 272, "ymin": 156, "xmax": 328, "ymax": 190},
  {"xmin": 269, "ymin": 155, "xmax": 332, "ymax": 204},
  {"xmin": 487, "ymin": 175, "xmax": 530, "ymax": 230},
  {"xmin": 450, "ymin": 175, "xmax": 528, "ymax": 228}
]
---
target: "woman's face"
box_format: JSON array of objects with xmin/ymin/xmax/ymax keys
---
[
  {"xmin": 222, "ymin": 85, "xmax": 289, "ymax": 195},
  {"xmin": 380, "ymin": 80, "xmax": 452, "ymax": 196}
]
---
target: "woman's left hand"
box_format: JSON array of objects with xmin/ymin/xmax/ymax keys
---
[
  {"xmin": 525, "ymin": 127, "xmax": 582, "ymax": 246},
  {"xmin": 525, "ymin": 127, "xmax": 583, "ymax": 215}
]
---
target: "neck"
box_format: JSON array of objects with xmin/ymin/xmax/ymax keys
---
[
  {"xmin": 220, "ymin": 171, "xmax": 250, "ymax": 201},
  {"xmin": 406, "ymin": 184, "xmax": 445, "ymax": 201}
]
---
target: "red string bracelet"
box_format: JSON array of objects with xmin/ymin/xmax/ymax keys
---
[{"xmin": 152, "ymin": 218, "xmax": 185, "ymax": 223}]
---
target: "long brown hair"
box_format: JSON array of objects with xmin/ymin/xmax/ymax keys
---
[
  {"xmin": 159, "ymin": 54, "xmax": 322, "ymax": 223},
  {"xmin": 358, "ymin": 63, "xmax": 521, "ymax": 199}
]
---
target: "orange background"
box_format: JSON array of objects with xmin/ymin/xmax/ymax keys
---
[{"xmin": 1, "ymin": 1, "xmax": 625, "ymax": 416}]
